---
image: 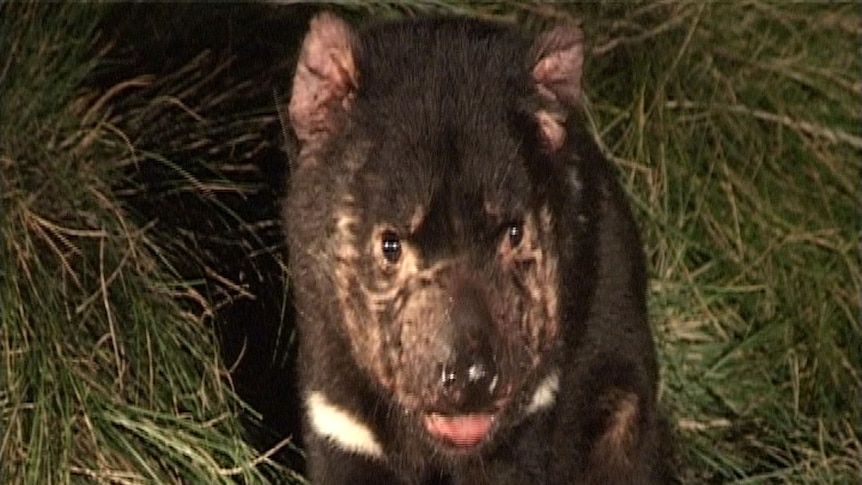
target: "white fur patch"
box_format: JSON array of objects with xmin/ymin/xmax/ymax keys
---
[
  {"xmin": 306, "ymin": 392, "xmax": 384, "ymax": 459},
  {"xmin": 526, "ymin": 371, "xmax": 560, "ymax": 415}
]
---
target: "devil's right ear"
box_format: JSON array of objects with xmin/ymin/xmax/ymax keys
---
[{"xmin": 288, "ymin": 13, "xmax": 359, "ymax": 148}]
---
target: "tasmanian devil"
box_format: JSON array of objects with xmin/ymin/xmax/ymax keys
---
[{"xmin": 283, "ymin": 12, "xmax": 670, "ymax": 485}]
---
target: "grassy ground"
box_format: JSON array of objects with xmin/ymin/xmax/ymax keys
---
[
  {"xmin": 0, "ymin": 3, "xmax": 288, "ymax": 483},
  {"xmin": 2, "ymin": 1, "xmax": 859, "ymax": 483},
  {"xmin": 573, "ymin": 3, "xmax": 861, "ymax": 482}
]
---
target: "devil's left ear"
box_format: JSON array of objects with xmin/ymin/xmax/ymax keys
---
[{"xmin": 529, "ymin": 23, "xmax": 585, "ymax": 151}]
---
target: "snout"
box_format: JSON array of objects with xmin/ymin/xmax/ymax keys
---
[
  {"xmin": 435, "ymin": 283, "xmax": 502, "ymax": 413},
  {"xmin": 420, "ymin": 283, "xmax": 509, "ymax": 449}
]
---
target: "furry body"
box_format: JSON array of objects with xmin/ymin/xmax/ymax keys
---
[{"xmin": 284, "ymin": 13, "xmax": 670, "ymax": 484}]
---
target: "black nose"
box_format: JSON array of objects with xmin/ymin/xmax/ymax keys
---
[
  {"xmin": 438, "ymin": 285, "xmax": 499, "ymax": 411},
  {"xmin": 440, "ymin": 351, "xmax": 498, "ymax": 411}
]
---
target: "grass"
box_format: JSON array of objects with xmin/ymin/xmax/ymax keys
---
[
  {"xmin": 1, "ymin": 3, "xmax": 287, "ymax": 483},
  {"xmin": 1, "ymin": 1, "xmax": 859, "ymax": 483},
  {"xmin": 573, "ymin": 2, "xmax": 860, "ymax": 482}
]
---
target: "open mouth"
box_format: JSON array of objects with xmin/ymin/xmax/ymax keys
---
[{"xmin": 423, "ymin": 412, "xmax": 495, "ymax": 449}]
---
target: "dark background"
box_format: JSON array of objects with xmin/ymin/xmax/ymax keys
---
[{"xmin": 95, "ymin": 3, "xmax": 324, "ymax": 471}]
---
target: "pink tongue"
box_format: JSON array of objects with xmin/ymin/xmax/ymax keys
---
[{"xmin": 424, "ymin": 413, "xmax": 494, "ymax": 447}]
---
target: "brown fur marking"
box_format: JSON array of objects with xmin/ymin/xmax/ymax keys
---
[
  {"xmin": 594, "ymin": 390, "xmax": 640, "ymax": 467},
  {"xmin": 331, "ymin": 202, "xmax": 562, "ymax": 412}
]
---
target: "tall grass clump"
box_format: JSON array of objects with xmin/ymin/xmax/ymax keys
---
[
  {"xmin": 574, "ymin": 2, "xmax": 860, "ymax": 482},
  {"xmin": 0, "ymin": 4, "xmax": 282, "ymax": 483}
]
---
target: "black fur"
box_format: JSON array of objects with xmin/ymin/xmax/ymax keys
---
[{"xmin": 284, "ymin": 14, "xmax": 670, "ymax": 484}]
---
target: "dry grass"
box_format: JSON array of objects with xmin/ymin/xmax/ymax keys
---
[
  {"xmin": 574, "ymin": 2, "xmax": 860, "ymax": 482},
  {"xmin": 1, "ymin": 3, "xmax": 287, "ymax": 483}
]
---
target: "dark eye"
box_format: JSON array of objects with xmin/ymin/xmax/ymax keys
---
[
  {"xmin": 381, "ymin": 230, "xmax": 402, "ymax": 263},
  {"xmin": 506, "ymin": 223, "xmax": 523, "ymax": 248}
]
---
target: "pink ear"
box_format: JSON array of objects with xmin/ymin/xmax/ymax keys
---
[
  {"xmin": 529, "ymin": 24, "xmax": 584, "ymax": 152},
  {"xmin": 288, "ymin": 13, "xmax": 358, "ymax": 146},
  {"xmin": 531, "ymin": 24, "xmax": 584, "ymax": 108}
]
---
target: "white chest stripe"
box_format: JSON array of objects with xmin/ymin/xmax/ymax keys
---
[
  {"xmin": 526, "ymin": 370, "xmax": 560, "ymax": 415},
  {"xmin": 306, "ymin": 392, "xmax": 385, "ymax": 459},
  {"xmin": 306, "ymin": 373, "xmax": 557, "ymax": 458}
]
